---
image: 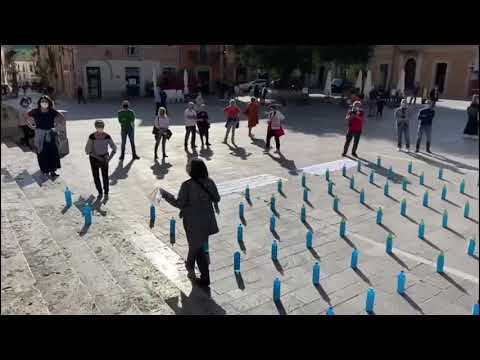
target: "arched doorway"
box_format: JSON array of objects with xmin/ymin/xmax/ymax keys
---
[{"xmin": 404, "ymin": 58, "xmax": 416, "ymax": 92}]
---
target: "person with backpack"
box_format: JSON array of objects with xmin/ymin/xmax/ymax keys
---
[
  {"xmin": 153, "ymin": 107, "xmax": 171, "ymax": 159},
  {"xmin": 415, "ymin": 100, "xmax": 436, "ymax": 153},
  {"xmin": 159, "ymin": 158, "xmax": 220, "ymax": 288},
  {"xmin": 118, "ymin": 100, "xmax": 140, "ymax": 160},
  {"xmin": 342, "ymin": 100, "xmax": 364, "ymax": 157},
  {"xmin": 85, "ymin": 120, "xmax": 117, "ymax": 199},
  {"xmin": 394, "ymin": 98, "xmax": 413, "ymax": 152}
]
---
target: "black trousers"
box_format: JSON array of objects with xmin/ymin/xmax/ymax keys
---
[
  {"xmin": 185, "ymin": 126, "xmax": 196, "ymax": 147},
  {"xmin": 77, "ymin": 95, "xmax": 86, "ymax": 104},
  {"xmin": 266, "ymin": 131, "xmax": 280, "ymax": 150},
  {"xmin": 20, "ymin": 125, "xmax": 34, "ymax": 145},
  {"xmin": 89, "ymin": 156, "xmax": 109, "ymax": 195},
  {"xmin": 186, "ymin": 242, "xmax": 210, "ymax": 283},
  {"xmin": 343, "ymin": 131, "xmax": 361, "ymax": 155}
]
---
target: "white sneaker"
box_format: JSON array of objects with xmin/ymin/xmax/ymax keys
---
[
  {"xmin": 397, "ymin": 147, "xmax": 401, "ymax": 151},
  {"xmin": 406, "ymin": 148, "xmax": 410, "ymax": 153}
]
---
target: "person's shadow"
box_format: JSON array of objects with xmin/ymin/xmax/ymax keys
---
[
  {"xmin": 266, "ymin": 151, "xmax": 299, "ymax": 175},
  {"xmin": 408, "ymin": 152, "xmax": 467, "ymax": 175},
  {"xmin": 227, "ymin": 142, "xmax": 252, "ymax": 160},
  {"xmin": 165, "ymin": 286, "xmax": 227, "ymax": 315},
  {"xmin": 109, "ymin": 159, "xmax": 134, "ymax": 186},
  {"xmin": 151, "ymin": 158, "xmax": 172, "ymax": 180},
  {"xmin": 199, "ymin": 145, "xmax": 214, "ymax": 161},
  {"xmin": 185, "ymin": 147, "xmax": 198, "ymax": 159}
]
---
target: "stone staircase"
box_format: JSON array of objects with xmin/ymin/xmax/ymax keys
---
[{"xmin": 1, "ymin": 141, "xmax": 226, "ymax": 315}]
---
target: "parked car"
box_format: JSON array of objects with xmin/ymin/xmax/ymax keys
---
[
  {"xmin": 238, "ymin": 79, "xmax": 268, "ymax": 92},
  {"xmin": 331, "ymin": 78, "xmax": 354, "ymax": 94}
]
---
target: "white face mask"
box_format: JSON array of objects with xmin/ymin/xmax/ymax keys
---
[{"xmin": 40, "ymin": 102, "xmax": 49, "ymax": 109}]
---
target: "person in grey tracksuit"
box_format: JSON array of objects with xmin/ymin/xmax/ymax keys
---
[{"xmin": 393, "ymin": 98, "xmax": 413, "ymax": 152}]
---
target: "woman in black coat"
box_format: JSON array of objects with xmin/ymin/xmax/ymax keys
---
[
  {"xmin": 463, "ymin": 95, "xmax": 479, "ymax": 137},
  {"xmin": 160, "ymin": 158, "xmax": 220, "ymax": 287}
]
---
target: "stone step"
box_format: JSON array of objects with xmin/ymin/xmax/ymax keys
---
[{"xmin": 1, "ymin": 170, "xmax": 100, "ymax": 314}]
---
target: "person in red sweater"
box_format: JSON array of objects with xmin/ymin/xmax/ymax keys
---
[{"xmin": 342, "ymin": 101, "xmax": 364, "ymax": 157}]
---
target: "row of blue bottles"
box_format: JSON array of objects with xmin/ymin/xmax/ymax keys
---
[
  {"xmin": 350, "ymin": 249, "xmax": 359, "ymax": 269},
  {"xmin": 270, "ymin": 215, "xmax": 276, "ymax": 232},
  {"xmin": 365, "ymin": 288, "xmax": 376, "ymax": 313},
  {"xmin": 376, "ymin": 207, "xmax": 383, "ymax": 225},
  {"xmin": 467, "ymin": 238, "xmax": 476, "ymax": 256},
  {"xmin": 301, "ymin": 205, "xmax": 306, "ymax": 222},
  {"xmin": 400, "ymin": 199, "xmax": 407, "ymax": 217},
  {"xmin": 64, "ymin": 187, "xmax": 72, "ymax": 208},
  {"xmin": 386, "ymin": 233, "xmax": 394, "ymax": 254},
  {"xmin": 239, "ymin": 202, "xmax": 245, "ymax": 219},
  {"xmin": 312, "ymin": 262, "xmax": 320, "ymax": 285},
  {"xmin": 271, "ymin": 240, "xmax": 278, "ymax": 261},
  {"xmin": 237, "ymin": 224, "xmax": 244, "ymax": 243},
  {"xmin": 83, "ymin": 203, "xmax": 92, "ymax": 226},
  {"xmin": 306, "ymin": 231, "xmax": 313, "ymax": 249},
  {"xmin": 397, "ymin": 271, "xmax": 406, "ymax": 295},
  {"xmin": 234, "ymin": 251, "xmax": 241, "ymax": 273},
  {"xmin": 273, "ymin": 278, "xmax": 281, "ymax": 302},
  {"xmin": 339, "ymin": 218, "xmax": 347, "ymax": 237}
]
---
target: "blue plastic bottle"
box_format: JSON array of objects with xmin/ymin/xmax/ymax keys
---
[
  {"xmin": 340, "ymin": 218, "xmax": 347, "ymax": 237},
  {"xmin": 303, "ymin": 188, "xmax": 308, "ymax": 202},
  {"xmin": 365, "ymin": 288, "xmax": 376, "ymax": 313},
  {"xmin": 351, "ymin": 249, "xmax": 359, "ymax": 269},
  {"xmin": 328, "ymin": 181, "xmax": 334, "ymax": 196},
  {"xmin": 333, "ymin": 196, "xmax": 339, "ymax": 212},
  {"xmin": 397, "ymin": 271, "xmax": 406, "ymax": 295},
  {"xmin": 83, "ymin": 203, "xmax": 92, "ymax": 226},
  {"xmin": 271, "ymin": 240, "xmax": 278, "ymax": 261},
  {"xmin": 376, "ymin": 207, "xmax": 383, "ymax": 225},
  {"xmin": 270, "ymin": 195, "xmax": 276, "ymax": 212},
  {"xmin": 270, "ymin": 215, "xmax": 276, "ymax": 232},
  {"xmin": 467, "ymin": 238, "xmax": 476, "ymax": 256},
  {"xmin": 239, "ymin": 202, "xmax": 245, "ymax": 219},
  {"xmin": 342, "ymin": 165, "xmax": 347, "ymax": 177},
  {"xmin": 312, "ymin": 262, "xmax": 320, "ymax": 285},
  {"xmin": 350, "ymin": 175, "xmax": 355, "ymax": 190},
  {"xmin": 170, "ymin": 218, "xmax": 176, "ymax": 238},
  {"xmin": 273, "ymin": 278, "xmax": 281, "ymax": 302},
  {"xmin": 460, "ymin": 179, "xmax": 466, "ymax": 194},
  {"xmin": 306, "ymin": 230, "xmax": 313, "ymax": 249},
  {"xmin": 377, "ymin": 156, "xmax": 381, "ymax": 167},
  {"xmin": 326, "ymin": 168, "xmax": 330, "ymax": 182},
  {"xmin": 438, "ymin": 167, "xmax": 444, "ymax": 180},
  {"xmin": 423, "ymin": 191, "xmax": 429, "ymax": 207},
  {"xmin": 473, "ymin": 303, "xmax": 479, "ymax": 315},
  {"xmin": 464, "ymin": 201, "xmax": 470, "ymax": 218},
  {"xmin": 388, "ymin": 166, "xmax": 394, "ymax": 179},
  {"xmin": 150, "ymin": 204, "xmax": 156, "ymax": 223},
  {"xmin": 357, "ymin": 160, "xmax": 362, "ymax": 172},
  {"xmin": 420, "ymin": 172, "xmax": 425, "ymax": 186},
  {"xmin": 302, "ymin": 173, "xmax": 306, "ymax": 187},
  {"xmin": 301, "ymin": 205, "xmax": 306, "ymax": 222},
  {"xmin": 384, "ymin": 181, "xmax": 390, "ymax": 196},
  {"xmin": 400, "ymin": 199, "xmax": 407, "ymax": 217},
  {"xmin": 237, "ymin": 224, "xmax": 244, "ymax": 243},
  {"xmin": 277, "ymin": 179, "xmax": 283, "ymax": 193},
  {"xmin": 408, "ymin": 161, "xmax": 413, "ymax": 174},
  {"xmin": 436, "ymin": 252, "xmax": 445, "ymax": 273},
  {"xmin": 64, "ymin": 187, "xmax": 72, "ymax": 208},
  {"xmin": 369, "ymin": 170, "xmax": 375, "ymax": 184},
  {"xmin": 441, "ymin": 185, "xmax": 447, "ymax": 200},
  {"xmin": 360, "ymin": 189, "xmax": 365, "ymax": 204},
  {"xmin": 326, "ymin": 307, "xmax": 335, "ymax": 315},
  {"xmin": 234, "ymin": 251, "xmax": 241, "ymax": 273},
  {"xmin": 386, "ymin": 233, "xmax": 394, "ymax": 254},
  {"xmin": 245, "ymin": 185, "xmax": 250, "ymax": 201},
  {"xmin": 418, "ymin": 220, "xmax": 425, "ymax": 240},
  {"xmin": 402, "ymin": 177, "xmax": 408, "ymax": 191},
  {"xmin": 442, "ymin": 210, "xmax": 448, "ymax": 228}
]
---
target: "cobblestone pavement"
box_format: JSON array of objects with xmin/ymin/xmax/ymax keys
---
[{"xmin": 2, "ymin": 95, "xmax": 478, "ymax": 315}]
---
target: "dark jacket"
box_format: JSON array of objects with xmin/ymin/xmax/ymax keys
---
[
  {"xmin": 163, "ymin": 178, "xmax": 220, "ymax": 247},
  {"xmin": 418, "ymin": 107, "xmax": 435, "ymax": 125}
]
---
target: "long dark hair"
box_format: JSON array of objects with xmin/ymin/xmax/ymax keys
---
[
  {"xmin": 37, "ymin": 95, "xmax": 54, "ymax": 110},
  {"xmin": 189, "ymin": 158, "xmax": 209, "ymax": 180}
]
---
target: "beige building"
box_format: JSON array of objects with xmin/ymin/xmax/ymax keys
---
[{"xmin": 370, "ymin": 45, "xmax": 479, "ymax": 99}]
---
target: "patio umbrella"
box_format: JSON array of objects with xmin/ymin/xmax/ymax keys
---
[
  {"xmin": 152, "ymin": 66, "xmax": 158, "ymax": 99},
  {"xmin": 397, "ymin": 69, "xmax": 405, "ymax": 96},
  {"xmin": 183, "ymin": 69, "xmax": 189, "ymax": 95},
  {"xmin": 324, "ymin": 70, "xmax": 332, "ymax": 96},
  {"xmin": 363, "ymin": 70, "xmax": 373, "ymax": 99},
  {"xmin": 355, "ymin": 70, "xmax": 363, "ymax": 92}
]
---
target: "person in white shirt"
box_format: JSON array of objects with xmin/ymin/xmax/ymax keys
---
[
  {"xmin": 266, "ymin": 104, "xmax": 285, "ymax": 152},
  {"xmin": 153, "ymin": 107, "xmax": 170, "ymax": 159},
  {"xmin": 184, "ymin": 102, "xmax": 197, "ymax": 149},
  {"xmin": 393, "ymin": 98, "xmax": 412, "ymax": 152}
]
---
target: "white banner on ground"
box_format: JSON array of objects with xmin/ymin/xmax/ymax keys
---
[{"xmin": 301, "ymin": 159, "xmax": 357, "ymax": 176}]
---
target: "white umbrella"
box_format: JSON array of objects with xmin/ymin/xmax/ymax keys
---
[
  {"xmin": 397, "ymin": 69, "xmax": 405, "ymax": 96},
  {"xmin": 183, "ymin": 69, "xmax": 189, "ymax": 95},
  {"xmin": 152, "ymin": 66, "xmax": 158, "ymax": 100},
  {"xmin": 363, "ymin": 70, "xmax": 373, "ymax": 99},
  {"xmin": 324, "ymin": 70, "xmax": 332, "ymax": 96},
  {"xmin": 355, "ymin": 70, "xmax": 363, "ymax": 92}
]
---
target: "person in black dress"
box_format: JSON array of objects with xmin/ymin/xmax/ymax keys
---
[
  {"xmin": 196, "ymin": 104, "xmax": 211, "ymax": 147},
  {"xmin": 463, "ymin": 95, "xmax": 479, "ymax": 138},
  {"xmin": 27, "ymin": 95, "xmax": 65, "ymax": 178}
]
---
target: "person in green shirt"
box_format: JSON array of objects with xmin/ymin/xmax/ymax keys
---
[{"xmin": 118, "ymin": 100, "xmax": 140, "ymax": 160}]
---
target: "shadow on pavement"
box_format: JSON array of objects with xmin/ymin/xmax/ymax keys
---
[{"xmin": 109, "ymin": 159, "xmax": 135, "ymax": 186}]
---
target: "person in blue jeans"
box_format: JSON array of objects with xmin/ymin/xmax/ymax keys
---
[
  {"xmin": 415, "ymin": 100, "xmax": 436, "ymax": 153},
  {"xmin": 118, "ymin": 100, "xmax": 140, "ymax": 160}
]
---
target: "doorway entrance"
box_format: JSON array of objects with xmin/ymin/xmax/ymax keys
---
[
  {"xmin": 197, "ymin": 69, "xmax": 210, "ymax": 94},
  {"xmin": 434, "ymin": 63, "xmax": 448, "ymax": 94},
  {"xmin": 404, "ymin": 58, "xmax": 416, "ymax": 91},
  {"xmin": 86, "ymin": 67, "xmax": 102, "ymax": 99},
  {"xmin": 125, "ymin": 67, "xmax": 140, "ymax": 96}
]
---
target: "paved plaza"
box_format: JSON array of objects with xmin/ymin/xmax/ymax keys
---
[{"xmin": 1, "ymin": 94, "xmax": 479, "ymax": 315}]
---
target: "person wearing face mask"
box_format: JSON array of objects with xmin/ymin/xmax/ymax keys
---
[
  {"xmin": 342, "ymin": 101, "xmax": 364, "ymax": 157},
  {"xmin": 27, "ymin": 95, "xmax": 65, "ymax": 178},
  {"xmin": 85, "ymin": 120, "xmax": 117, "ymax": 199},
  {"xmin": 159, "ymin": 158, "xmax": 220, "ymax": 288},
  {"xmin": 463, "ymin": 95, "xmax": 479, "ymax": 138},
  {"xmin": 415, "ymin": 100, "xmax": 436, "ymax": 153},
  {"xmin": 394, "ymin": 98, "xmax": 412, "ymax": 152},
  {"xmin": 118, "ymin": 100, "xmax": 140, "ymax": 160},
  {"xmin": 184, "ymin": 102, "xmax": 198, "ymax": 149}
]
